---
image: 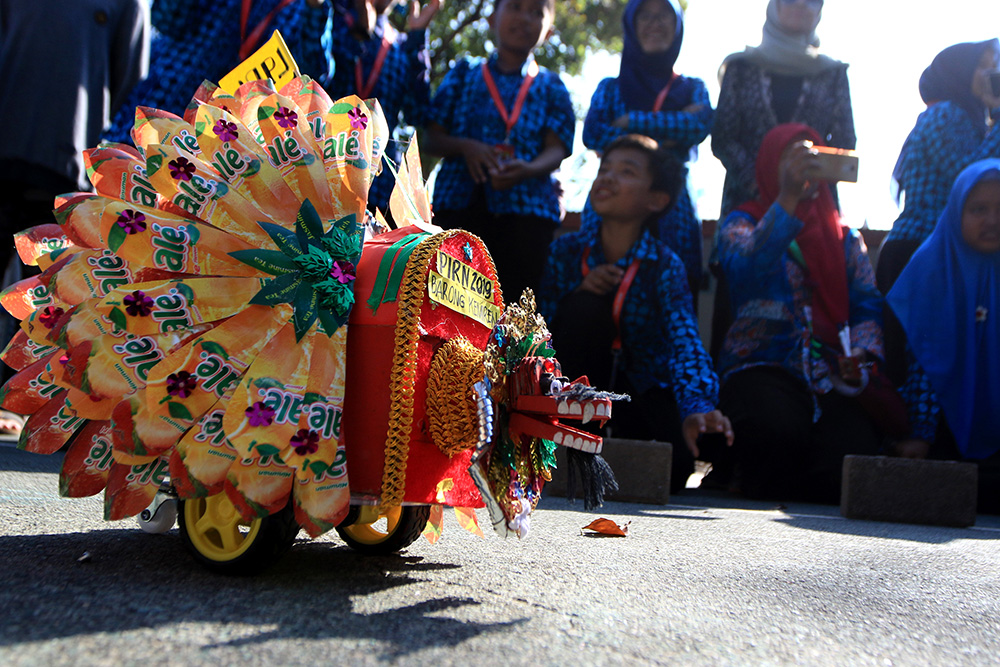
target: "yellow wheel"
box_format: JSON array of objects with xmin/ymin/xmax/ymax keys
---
[
  {"xmin": 178, "ymin": 492, "xmax": 299, "ymax": 575},
  {"xmin": 336, "ymin": 505, "xmax": 430, "ymax": 555}
]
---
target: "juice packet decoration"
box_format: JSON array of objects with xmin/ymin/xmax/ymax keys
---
[{"xmin": 0, "ymin": 70, "xmax": 383, "ymax": 536}]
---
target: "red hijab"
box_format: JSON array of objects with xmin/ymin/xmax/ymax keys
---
[{"xmin": 737, "ymin": 124, "xmax": 849, "ymax": 347}]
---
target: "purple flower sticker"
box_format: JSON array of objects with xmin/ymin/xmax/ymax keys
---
[
  {"xmin": 123, "ymin": 290, "xmax": 154, "ymax": 317},
  {"xmin": 212, "ymin": 119, "xmax": 239, "ymax": 142},
  {"xmin": 274, "ymin": 106, "xmax": 298, "ymax": 129},
  {"xmin": 347, "ymin": 106, "xmax": 368, "ymax": 130},
  {"xmin": 245, "ymin": 401, "xmax": 276, "ymax": 427},
  {"xmin": 168, "ymin": 157, "xmax": 196, "ymax": 181},
  {"xmin": 330, "ymin": 260, "xmax": 356, "ymax": 284},
  {"xmin": 166, "ymin": 370, "xmax": 198, "ymax": 398},
  {"xmin": 290, "ymin": 428, "xmax": 320, "ymax": 456},
  {"xmin": 38, "ymin": 305, "xmax": 65, "ymax": 330},
  {"xmin": 116, "ymin": 209, "xmax": 147, "ymax": 234}
]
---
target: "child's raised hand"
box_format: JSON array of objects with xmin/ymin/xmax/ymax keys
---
[
  {"xmin": 407, "ymin": 0, "xmax": 442, "ymax": 31},
  {"xmin": 682, "ymin": 410, "xmax": 734, "ymax": 458},
  {"xmin": 460, "ymin": 139, "xmax": 500, "ymax": 184},
  {"xmin": 578, "ymin": 263, "xmax": 624, "ymax": 296}
]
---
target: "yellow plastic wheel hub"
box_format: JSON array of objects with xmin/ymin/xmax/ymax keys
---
[
  {"xmin": 183, "ymin": 493, "xmax": 262, "ymax": 562},
  {"xmin": 338, "ymin": 506, "xmax": 403, "ymax": 545}
]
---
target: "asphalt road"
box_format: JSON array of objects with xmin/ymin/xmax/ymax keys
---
[{"xmin": 2, "ymin": 443, "xmax": 1000, "ymax": 666}]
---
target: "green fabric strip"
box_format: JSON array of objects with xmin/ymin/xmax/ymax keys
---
[{"xmin": 366, "ymin": 233, "xmax": 427, "ymax": 314}]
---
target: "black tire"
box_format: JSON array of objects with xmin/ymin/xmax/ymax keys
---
[
  {"xmin": 336, "ymin": 505, "xmax": 431, "ymax": 555},
  {"xmin": 178, "ymin": 493, "xmax": 299, "ymax": 576}
]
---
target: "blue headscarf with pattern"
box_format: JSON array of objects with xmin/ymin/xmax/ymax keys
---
[
  {"xmin": 618, "ymin": 0, "xmax": 695, "ymax": 112},
  {"xmin": 888, "ymin": 159, "xmax": 1000, "ymax": 459}
]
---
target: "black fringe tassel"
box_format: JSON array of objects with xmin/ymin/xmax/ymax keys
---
[{"xmin": 565, "ymin": 448, "xmax": 619, "ymax": 510}]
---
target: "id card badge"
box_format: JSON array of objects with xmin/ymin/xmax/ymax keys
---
[{"xmin": 494, "ymin": 143, "xmax": 515, "ymax": 165}]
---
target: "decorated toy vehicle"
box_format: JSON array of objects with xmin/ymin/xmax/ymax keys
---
[{"xmin": 0, "ymin": 72, "xmax": 618, "ymax": 574}]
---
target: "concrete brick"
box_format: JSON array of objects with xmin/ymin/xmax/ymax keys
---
[
  {"xmin": 841, "ymin": 455, "xmax": 978, "ymax": 527},
  {"xmin": 545, "ymin": 438, "xmax": 673, "ymax": 505}
]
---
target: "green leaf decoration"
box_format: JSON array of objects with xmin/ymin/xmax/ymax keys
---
[
  {"xmin": 249, "ymin": 273, "xmax": 301, "ymax": 306},
  {"xmin": 255, "ymin": 443, "xmax": 281, "ymax": 458},
  {"xmin": 184, "ymin": 223, "xmax": 201, "ymax": 245},
  {"xmin": 309, "ymin": 460, "xmax": 329, "ymax": 477},
  {"xmin": 257, "ymin": 105, "xmax": 278, "ymax": 121},
  {"xmin": 292, "ymin": 282, "xmax": 319, "ymax": 341},
  {"xmin": 167, "ymin": 401, "xmax": 193, "ymax": 421},
  {"xmin": 146, "ymin": 153, "xmax": 164, "ymax": 175},
  {"xmin": 317, "ymin": 308, "xmax": 346, "ymax": 338},
  {"xmin": 257, "ymin": 220, "xmax": 302, "ymax": 257},
  {"xmin": 194, "ymin": 121, "xmax": 206, "ymax": 135},
  {"xmin": 108, "ymin": 307, "xmax": 127, "ymax": 332},
  {"xmin": 347, "ymin": 158, "xmax": 369, "ymax": 171},
  {"xmin": 245, "ymin": 158, "xmax": 262, "ymax": 178},
  {"xmin": 253, "ymin": 377, "xmax": 283, "ymax": 390},
  {"xmin": 199, "ymin": 340, "xmax": 230, "ymax": 360},
  {"xmin": 303, "ymin": 391, "xmax": 326, "ymax": 405},
  {"xmin": 294, "ymin": 199, "xmax": 324, "ymax": 250},
  {"xmin": 330, "ymin": 102, "xmax": 355, "ymax": 114},
  {"xmin": 229, "ymin": 249, "xmax": 299, "ymax": 275},
  {"xmin": 323, "ymin": 220, "xmax": 362, "ymax": 261},
  {"xmin": 174, "ymin": 281, "xmax": 195, "ymax": 304}
]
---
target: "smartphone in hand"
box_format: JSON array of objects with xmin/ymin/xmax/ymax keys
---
[{"xmin": 809, "ymin": 146, "xmax": 859, "ymax": 183}]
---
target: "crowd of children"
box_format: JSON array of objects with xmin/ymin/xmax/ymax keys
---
[{"xmin": 2, "ymin": 0, "xmax": 998, "ymax": 510}]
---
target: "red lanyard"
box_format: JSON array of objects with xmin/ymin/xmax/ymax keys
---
[
  {"xmin": 651, "ymin": 72, "xmax": 679, "ymax": 113},
  {"xmin": 240, "ymin": 0, "xmax": 296, "ymax": 61},
  {"xmin": 481, "ymin": 59, "xmax": 539, "ymax": 141},
  {"xmin": 355, "ymin": 37, "xmax": 392, "ymax": 99},
  {"xmin": 581, "ymin": 247, "xmax": 641, "ymax": 351}
]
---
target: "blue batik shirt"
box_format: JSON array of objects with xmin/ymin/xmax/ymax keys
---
[
  {"xmin": 900, "ymin": 354, "xmax": 942, "ymax": 443},
  {"xmin": 718, "ymin": 204, "xmax": 884, "ymax": 396},
  {"xmin": 429, "ymin": 54, "xmax": 576, "ymax": 223},
  {"xmin": 538, "ymin": 210, "xmax": 719, "ymax": 418},
  {"xmin": 324, "ymin": 4, "xmax": 431, "ymax": 213},
  {"xmin": 104, "ymin": 0, "xmax": 329, "ymax": 145},
  {"xmin": 582, "ymin": 76, "xmax": 713, "ymax": 285},
  {"xmin": 888, "ymin": 101, "xmax": 1000, "ymax": 243}
]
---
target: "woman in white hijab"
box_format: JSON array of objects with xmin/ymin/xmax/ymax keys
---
[{"xmin": 711, "ymin": 0, "xmax": 855, "ymax": 219}]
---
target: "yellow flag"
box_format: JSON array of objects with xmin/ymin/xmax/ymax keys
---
[{"xmin": 218, "ymin": 31, "xmax": 299, "ymax": 95}]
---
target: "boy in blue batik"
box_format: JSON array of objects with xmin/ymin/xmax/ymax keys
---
[
  {"xmin": 425, "ymin": 0, "xmax": 575, "ymax": 303},
  {"xmin": 539, "ymin": 135, "xmax": 733, "ymax": 494},
  {"xmin": 323, "ymin": 0, "xmax": 439, "ymax": 216},
  {"xmin": 583, "ymin": 0, "xmax": 712, "ymax": 303}
]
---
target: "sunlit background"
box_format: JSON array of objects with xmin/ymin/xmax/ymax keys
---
[{"xmin": 559, "ymin": 0, "xmax": 1000, "ymax": 228}]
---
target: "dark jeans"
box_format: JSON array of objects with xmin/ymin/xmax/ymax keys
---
[
  {"xmin": 0, "ymin": 161, "xmax": 74, "ymax": 384},
  {"xmin": 549, "ymin": 289, "xmax": 693, "ymax": 492},
  {"xmin": 717, "ymin": 367, "xmax": 881, "ymax": 504},
  {"xmin": 434, "ymin": 196, "xmax": 554, "ymax": 306},
  {"xmin": 875, "ymin": 238, "xmax": 924, "ymax": 386}
]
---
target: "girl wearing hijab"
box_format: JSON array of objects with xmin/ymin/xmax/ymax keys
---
[
  {"xmin": 711, "ymin": 0, "xmax": 854, "ymax": 220},
  {"xmin": 713, "ymin": 124, "xmax": 883, "ymax": 503},
  {"xmin": 877, "ymin": 40, "xmax": 1000, "ymax": 383},
  {"xmin": 888, "ymin": 159, "xmax": 1000, "ymax": 514},
  {"xmin": 582, "ymin": 0, "xmax": 711, "ymax": 302}
]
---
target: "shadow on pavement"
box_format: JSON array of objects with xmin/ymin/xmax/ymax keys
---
[
  {"xmin": 0, "ymin": 529, "xmax": 523, "ymax": 657},
  {"xmin": 773, "ymin": 515, "xmax": 1000, "ymax": 544}
]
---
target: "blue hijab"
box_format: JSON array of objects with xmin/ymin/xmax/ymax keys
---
[
  {"xmin": 888, "ymin": 159, "xmax": 1000, "ymax": 459},
  {"xmin": 618, "ymin": 0, "xmax": 695, "ymax": 111}
]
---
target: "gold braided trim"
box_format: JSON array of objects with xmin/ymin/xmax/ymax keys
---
[
  {"xmin": 378, "ymin": 231, "xmax": 500, "ymax": 511},
  {"xmin": 426, "ymin": 337, "xmax": 484, "ymax": 457}
]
